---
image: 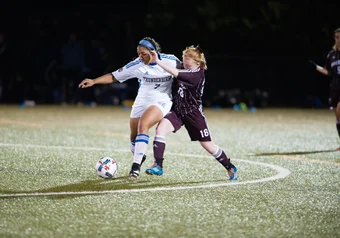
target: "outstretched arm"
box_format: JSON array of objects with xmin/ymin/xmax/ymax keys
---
[
  {"xmin": 310, "ymin": 60, "xmax": 329, "ymax": 76},
  {"xmin": 316, "ymin": 65, "xmax": 329, "ymax": 76},
  {"xmin": 79, "ymin": 73, "xmax": 117, "ymax": 88},
  {"xmin": 150, "ymin": 51, "xmax": 179, "ymax": 77}
]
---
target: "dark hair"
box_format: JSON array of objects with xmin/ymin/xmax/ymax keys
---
[
  {"xmin": 138, "ymin": 37, "xmax": 161, "ymax": 52},
  {"xmin": 335, "ymin": 28, "xmax": 340, "ymax": 33}
]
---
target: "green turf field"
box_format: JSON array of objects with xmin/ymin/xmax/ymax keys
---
[{"xmin": 0, "ymin": 105, "xmax": 339, "ymax": 238}]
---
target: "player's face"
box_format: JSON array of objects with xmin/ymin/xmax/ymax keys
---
[
  {"xmin": 182, "ymin": 52, "xmax": 199, "ymax": 69},
  {"xmin": 334, "ymin": 32, "xmax": 340, "ymax": 49},
  {"xmin": 137, "ymin": 46, "xmax": 152, "ymax": 65}
]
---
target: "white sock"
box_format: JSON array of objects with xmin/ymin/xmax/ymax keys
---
[
  {"xmin": 133, "ymin": 134, "xmax": 149, "ymax": 165},
  {"xmin": 130, "ymin": 141, "xmax": 135, "ymax": 155}
]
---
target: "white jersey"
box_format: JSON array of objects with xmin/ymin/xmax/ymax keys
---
[{"xmin": 112, "ymin": 53, "xmax": 179, "ymax": 107}]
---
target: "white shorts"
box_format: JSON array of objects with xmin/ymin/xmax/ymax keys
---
[{"xmin": 130, "ymin": 100, "xmax": 173, "ymax": 118}]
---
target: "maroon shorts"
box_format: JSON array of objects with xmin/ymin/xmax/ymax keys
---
[
  {"xmin": 164, "ymin": 109, "xmax": 212, "ymax": 141},
  {"xmin": 329, "ymin": 80, "xmax": 340, "ymax": 108}
]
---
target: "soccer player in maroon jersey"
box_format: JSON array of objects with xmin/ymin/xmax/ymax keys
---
[
  {"xmin": 145, "ymin": 45, "xmax": 238, "ymax": 180},
  {"xmin": 313, "ymin": 28, "xmax": 340, "ymax": 150}
]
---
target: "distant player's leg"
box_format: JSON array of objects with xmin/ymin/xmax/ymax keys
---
[
  {"xmin": 336, "ymin": 101, "xmax": 340, "ymax": 150},
  {"xmin": 329, "ymin": 84, "xmax": 340, "ymax": 150},
  {"xmin": 130, "ymin": 105, "xmax": 164, "ymax": 179}
]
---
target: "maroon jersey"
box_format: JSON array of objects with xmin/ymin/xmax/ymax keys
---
[
  {"xmin": 325, "ymin": 49, "xmax": 340, "ymax": 107},
  {"xmin": 325, "ymin": 49, "xmax": 340, "ymax": 82},
  {"xmin": 173, "ymin": 66, "xmax": 205, "ymax": 115}
]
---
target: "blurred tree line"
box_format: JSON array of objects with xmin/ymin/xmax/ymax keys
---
[{"xmin": 0, "ymin": 0, "xmax": 338, "ymax": 106}]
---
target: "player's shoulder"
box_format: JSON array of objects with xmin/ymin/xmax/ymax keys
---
[
  {"xmin": 125, "ymin": 57, "xmax": 143, "ymax": 69},
  {"xmin": 160, "ymin": 53, "xmax": 180, "ymax": 62},
  {"xmin": 327, "ymin": 49, "xmax": 336, "ymax": 57},
  {"xmin": 179, "ymin": 65, "xmax": 204, "ymax": 73}
]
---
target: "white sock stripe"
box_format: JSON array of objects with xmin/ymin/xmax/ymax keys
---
[
  {"xmin": 136, "ymin": 134, "xmax": 150, "ymax": 141},
  {"xmin": 154, "ymin": 136, "xmax": 166, "ymax": 143},
  {"xmin": 212, "ymin": 147, "xmax": 222, "ymax": 158}
]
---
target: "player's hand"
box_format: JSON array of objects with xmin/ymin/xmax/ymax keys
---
[
  {"xmin": 309, "ymin": 60, "xmax": 323, "ymax": 70},
  {"xmin": 150, "ymin": 50, "xmax": 160, "ymax": 62},
  {"xmin": 79, "ymin": 78, "xmax": 95, "ymax": 88}
]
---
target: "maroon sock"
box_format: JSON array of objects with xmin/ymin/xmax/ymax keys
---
[
  {"xmin": 153, "ymin": 140, "xmax": 165, "ymax": 167},
  {"xmin": 214, "ymin": 149, "xmax": 234, "ymax": 170}
]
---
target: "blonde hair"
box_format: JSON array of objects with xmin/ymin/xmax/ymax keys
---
[
  {"xmin": 332, "ymin": 28, "xmax": 340, "ymax": 50},
  {"xmin": 182, "ymin": 45, "xmax": 208, "ymax": 70}
]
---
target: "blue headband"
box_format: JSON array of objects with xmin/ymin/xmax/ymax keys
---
[{"xmin": 138, "ymin": 39, "xmax": 155, "ymax": 51}]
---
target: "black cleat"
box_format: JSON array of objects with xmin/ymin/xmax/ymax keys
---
[{"xmin": 129, "ymin": 162, "xmax": 141, "ymax": 180}]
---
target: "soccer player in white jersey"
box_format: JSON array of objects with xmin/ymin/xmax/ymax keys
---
[{"xmin": 79, "ymin": 37, "xmax": 181, "ymax": 179}]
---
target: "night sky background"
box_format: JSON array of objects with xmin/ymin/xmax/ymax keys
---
[{"xmin": 0, "ymin": 0, "xmax": 339, "ymax": 107}]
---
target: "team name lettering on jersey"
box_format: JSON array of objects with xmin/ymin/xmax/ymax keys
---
[
  {"xmin": 331, "ymin": 60, "xmax": 340, "ymax": 67},
  {"xmin": 143, "ymin": 76, "xmax": 172, "ymax": 82}
]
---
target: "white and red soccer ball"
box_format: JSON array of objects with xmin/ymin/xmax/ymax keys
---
[{"xmin": 95, "ymin": 157, "xmax": 118, "ymax": 179}]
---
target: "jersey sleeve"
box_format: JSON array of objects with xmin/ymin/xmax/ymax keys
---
[
  {"xmin": 112, "ymin": 58, "xmax": 144, "ymax": 83},
  {"xmin": 177, "ymin": 67, "xmax": 204, "ymax": 87},
  {"xmin": 176, "ymin": 62, "xmax": 184, "ymax": 69},
  {"xmin": 325, "ymin": 51, "xmax": 333, "ymax": 76},
  {"xmin": 160, "ymin": 53, "xmax": 181, "ymax": 68}
]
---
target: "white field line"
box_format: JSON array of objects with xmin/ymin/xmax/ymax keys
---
[
  {"xmin": 0, "ymin": 143, "xmax": 291, "ymax": 198},
  {"xmin": 0, "ymin": 143, "xmax": 126, "ymax": 152}
]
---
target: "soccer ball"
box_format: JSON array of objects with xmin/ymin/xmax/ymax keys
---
[{"xmin": 95, "ymin": 157, "xmax": 118, "ymax": 179}]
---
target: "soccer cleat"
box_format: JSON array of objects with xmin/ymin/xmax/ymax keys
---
[
  {"xmin": 145, "ymin": 164, "xmax": 163, "ymax": 175},
  {"xmin": 129, "ymin": 169, "xmax": 140, "ymax": 180},
  {"xmin": 129, "ymin": 163, "xmax": 140, "ymax": 180},
  {"xmin": 228, "ymin": 166, "xmax": 238, "ymax": 180}
]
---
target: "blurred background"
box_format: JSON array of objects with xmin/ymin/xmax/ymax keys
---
[{"xmin": 0, "ymin": 0, "xmax": 338, "ymax": 109}]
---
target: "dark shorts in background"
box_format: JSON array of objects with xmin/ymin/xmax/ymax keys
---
[
  {"xmin": 329, "ymin": 80, "xmax": 340, "ymax": 108},
  {"xmin": 165, "ymin": 109, "xmax": 212, "ymax": 141}
]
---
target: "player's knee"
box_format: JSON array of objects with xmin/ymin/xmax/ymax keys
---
[
  {"xmin": 156, "ymin": 121, "xmax": 172, "ymax": 135},
  {"xmin": 137, "ymin": 123, "xmax": 150, "ymax": 134}
]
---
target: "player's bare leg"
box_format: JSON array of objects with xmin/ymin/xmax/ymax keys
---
[{"xmin": 129, "ymin": 118, "xmax": 139, "ymax": 143}]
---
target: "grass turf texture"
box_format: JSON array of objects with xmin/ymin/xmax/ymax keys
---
[{"xmin": 0, "ymin": 105, "xmax": 339, "ymax": 238}]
